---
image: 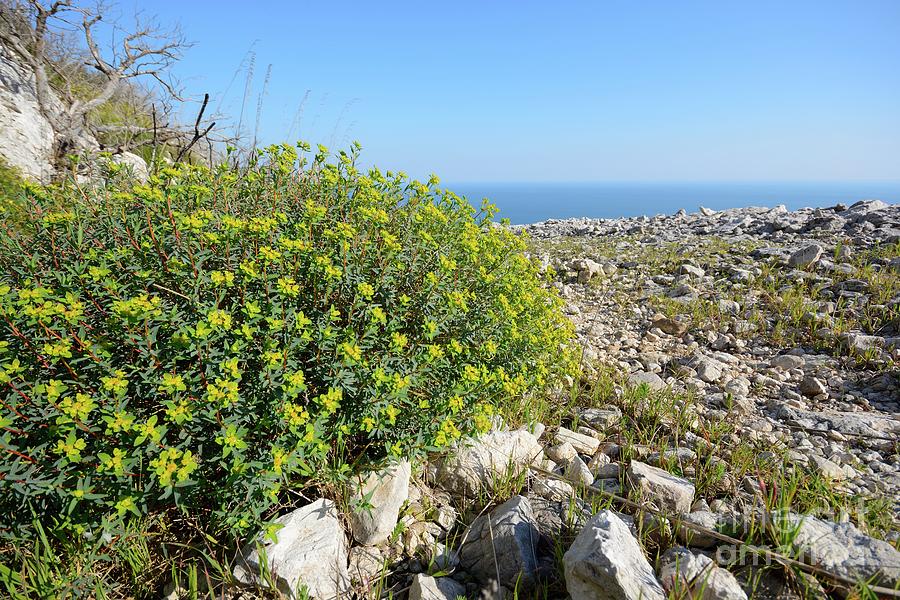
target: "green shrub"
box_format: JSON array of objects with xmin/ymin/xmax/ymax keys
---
[
  {"xmin": 0, "ymin": 157, "xmax": 26, "ymax": 223},
  {"xmin": 0, "ymin": 142, "xmax": 576, "ymax": 537}
]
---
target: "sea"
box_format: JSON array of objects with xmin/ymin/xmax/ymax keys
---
[{"xmin": 446, "ymin": 181, "xmax": 900, "ymax": 225}]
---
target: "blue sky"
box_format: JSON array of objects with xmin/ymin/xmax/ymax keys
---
[{"xmin": 115, "ymin": 0, "xmax": 900, "ymax": 182}]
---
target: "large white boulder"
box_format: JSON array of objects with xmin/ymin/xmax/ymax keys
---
[
  {"xmin": 234, "ymin": 499, "xmax": 350, "ymax": 599},
  {"xmin": 658, "ymin": 547, "xmax": 746, "ymax": 600},
  {"xmin": 627, "ymin": 460, "xmax": 695, "ymax": 514},
  {"xmin": 111, "ymin": 151, "xmax": 149, "ymax": 182},
  {"xmin": 779, "ymin": 513, "xmax": 900, "ymax": 586},
  {"xmin": 349, "ymin": 460, "xmax": 411, "ymax": 545},
  {"xmin": 458, "ymin": 495, "xmax": 542, "ymax": 589},
  {"xmin": 435, "ymin": 428, "xmax": 544, "ymax": 496},
  {"xmin": 563, "ymin": 510, "xmax": 665, "ymax": 600}
]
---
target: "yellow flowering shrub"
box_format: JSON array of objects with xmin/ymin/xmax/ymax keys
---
[{"xmin": 0, "ymin": 142, "xmax": 576, "ymax": 534}]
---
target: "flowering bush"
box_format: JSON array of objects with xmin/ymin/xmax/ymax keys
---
[{"xmin": 0, "ymin": 143, "xmax": 576, "ymax": 535}]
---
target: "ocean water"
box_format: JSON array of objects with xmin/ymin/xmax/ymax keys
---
[{"xmin": 446, "ymin": 181, "xmax": 900, "ymax": 225}]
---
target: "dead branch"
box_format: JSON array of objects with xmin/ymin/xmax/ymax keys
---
[
  {"xmin": 175, "ymin": 92, "xmax": 215, "ymax": 162},
  {"xmin": 0, "ymin": 0, "xmax": 192, "ymax": 167}
]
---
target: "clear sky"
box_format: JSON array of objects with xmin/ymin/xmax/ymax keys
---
[{"xmin": 115, "ymin": 0, "xmax": 900, "ymax": 182}]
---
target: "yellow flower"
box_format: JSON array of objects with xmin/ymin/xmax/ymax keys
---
[
  {"xmin": 435, "ymin": 430, "xmax": 448, "ymax": 447},
  {"xmin": 462, "ymin": 364, "xmax": 481, "ymax": 383},
  {"xmin": 101, "ymin": 371, "xmax": 128, "ymax": 397},
  {"xmin": 43, "ymin": 340, "xmax": 72, "ymax": 360},
  {"xmin": 384, "ymin": 404, "xmax": 399, "ymax": 425},
  {"xmin": 222, "ymin": 357, "xmax": 241, "ymax": 379},
  {"xmin": 440, "ymin": 418, "xmax": 461, "ymax": 441},
  {"xmin": 44, "ymin": 378, "xmax": 67, "ymax": 402},
  {"xmin": 178, "ymin": 450, "xmax": 198, "ymax": 482},
  {"xmin": 283, "ymin": 402, "xmax": 309, "ymax": 428},
  {"xmin": 135, "ymin": 415, "xmax": 163, "ymax": 444},
  {"xmin": 210, "ymin": 270, "xmax": 235, "ymax": 287},
  {"xmin": 304, "ymin": 199, "xmax": 327, "ymax": 221},
  {"xmin": 54, "ymin": 433, "xmax": 86, "ymax": 462},
  {"xmin": 447, "ymin": 290, "xmax": 469, "ymax": 312},
  {"xmin": 357, "ymin": 282, "xmax": 374, "ymax": 300},
  {"xmin": 340, "ymin": 341, "xmax": 362, "ymax": 363},
  {"xmin": 369, "ymin": 306, "xmax": 386, "ymax": 324},
  {"xmin": 272, "ymin": 446, "xmax": 288, "ymax": 474},
  {"xmin": 391, "ymin": 332, "xmax": 408, "ymax": 352},
  {"xmin": 474, "ymin": 413, "xmax": 492, "ymax": 433},
  {"xmin": 98, "ymin": 448, "xmax": 128, "ymax": 476},
  {"xmin": 259, "ymin": 246, "xmax": 282, "ymax": 262},
  {"xmin": 164, "ymin": 399, "xmax": 192, "ymax": 424},
  {"xmin": 448, "ymin": 395, "xmax": 463, "ymax": 413},
  {"xmin": 206, "ymin": 378, "xmax": 239, "ymax": 406},
  {"xmin": 194, "ymin": 321, "xmax": 212, "ymax": 338},
  {"xmin": 115, "ymin": 495, "xmax": 138, "ymax": 516},
  {"xmin": 150, "ymin": 447, "xmax": 182, "ymax": 487},
  {"xmin": 277, "ymin": 276, "xmax": 300, "ymax": 297},
  {"xmin": 159, "ymin": 373, "xmax": 186, "ymax": 395},
  {"xmin": 279, "ymin": 237, "xmax": 309, "ymax": 252},
  {"xmin": 380, "ymin": 230, "xmax": 401, "ymax": 253},
  {"xmin": 59, "ymin": 392, "xmax": 95, "ymax": 422},
  {"xmin": 423, "ymin": 320, "xmax": 438, "ymax": 337},
  {"xmin": 112, "ymin": 294, "xmax": 162, "ymax": 321},
  {"xmin": 216, "ymin": 424, "xmax": 247, "ymax": 455},
  {"xmin": 105, "ymin": 410, "xmax": 134, "ymax": 433},
  {"xmin": 239, "ymin": 260, "xmax": 260, "ymax": 279},
  {"xmin": 361, "ymin": 416, "xmax": 376, "ymax": 432},
  {"xmin": 207, "ymin": 309, "xmax": 232, "ymax": 330},
  {"xmin": 283, "ymin": 370, "xmax": 307, "ymax": 397},
  {"xmin": 245, "ymin": 301, "xmax": 262, "ymax": 317},
  {"xmin": 0, "ymin": 358, "xmax": 21, "ymax": 384},
  {"xmin": 263, "ymin": 348, "xmax": 283, "ymax": 367},
  {"xmin": 88, "ymin": 265, "xmax": 111, "ymax": 281},
  {"xmin": 316, "ymin": 387, "xmax": 342, "ymax": 414}
]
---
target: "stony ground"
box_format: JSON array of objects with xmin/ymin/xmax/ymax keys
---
[
  {"xmin": 193, "ymin": 201, "xmax": 900, "ymax": 600},
  {"xmin": 521, "ymin": 199, "xmax": 899, "ymax": 516}
]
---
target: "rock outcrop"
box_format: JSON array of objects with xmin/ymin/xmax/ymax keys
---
[{"xmin": 0, "ymin": 44, "xmax": 56, "ymax": 180}]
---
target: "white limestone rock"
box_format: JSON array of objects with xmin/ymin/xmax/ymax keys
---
[
  {"xmin": 555, "ymin": 426, "xmax": 600, "ymax": 455},
  {"xmin": 435, "ymin": 428, "xmax": 544, "ymax": 496},
  {"xmin": 349, "ymin": 460, "xmax": 411, "ymax": 545},
  {"xmin": 778, "ymin": 513, "xmax": 900, "ymax": 586},
  {"xmin": 458, "ymin": 495, "xmax": 542, "ymax": 590},
  {"xmin": 563, "ymin": 510, "xmax": 665, "ymax": 600},
  {"xmin": 627, "ymin": 460, "xmax": 695, "ymax": 514},
  {"xmin": 234, "ymin": 499, "xmax": 350, "ymax": 599},
  {"xmin": 658, "ymin": 547, "xmax": 747, "ymax": 600},
  {"xmin": 409, "ymin": 574, "xmax": 466, "ymax": 600}
]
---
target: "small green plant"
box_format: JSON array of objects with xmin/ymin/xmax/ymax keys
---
[{"xmin": 0, "ymin": 142, "xmax": 577, "ymax": 541}]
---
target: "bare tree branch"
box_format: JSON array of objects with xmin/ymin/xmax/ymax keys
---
[
  {"xmin": 176, "ymin": 93, "xmax": 215, "ymax": 162},
  {"xmin": 0, "ymin": 0, "xmax": 196, "ymax": 168}
]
